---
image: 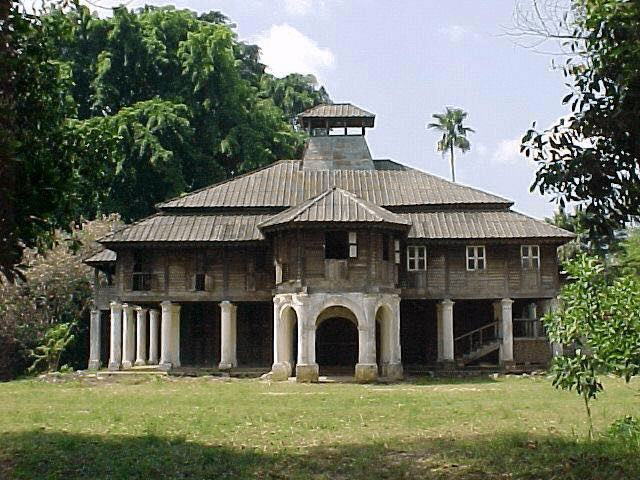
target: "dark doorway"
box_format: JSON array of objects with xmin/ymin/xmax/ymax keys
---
[
  {"xmin": 180, "ymin": 303, "xmax": 219, "ymax": 367},
  {"xmin": 315, "ymin": 317, "xmax": 358, "ymax": 371}
]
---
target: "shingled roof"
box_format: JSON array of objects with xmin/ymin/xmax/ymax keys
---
[
  {"xmin": 158, "ymin": 160, "xmax": 512, "ymax": 210},
  {"xmin": 259, "ymin": 187, "xmax": 411, "ymax": 231},
  {"xmin": 298, "ymin": 103, "xmax": 375, "ymax": 129}
]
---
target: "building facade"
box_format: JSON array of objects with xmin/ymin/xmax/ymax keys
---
[{"xmin": 86, "ymin": 104, "xmax": 573, "ymax": 381}]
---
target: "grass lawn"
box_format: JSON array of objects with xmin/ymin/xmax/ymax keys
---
[{"xmin": 0, "ymin": 373, "xmax": 638, "ymax": 479}]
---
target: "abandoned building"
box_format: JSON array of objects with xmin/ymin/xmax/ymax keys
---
[{"xmin": 85, "ymin": 103, "xmax": 574, "ymax": 381}]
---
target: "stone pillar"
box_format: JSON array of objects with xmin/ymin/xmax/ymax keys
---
[
  {"xmin": 295, "ymin": 295, "xmax": 319, "ymax": 382},
  {"xmin": 121, "ymin": 304, "xmax": 135, "ymax": 369},
  {"xmin": 170, "ymin": 303, "xmax": 181, "ymax": 367},
  {"xmin": 439, "ymin": 299, "xmax": 455, "ymax": 364},
  {"xmin": 271, "ymin": 298, "xmax": 294, "ymax": 381},
  {"xmin": 381, "ymin": 296, "xmax": 403, "ymax": 380},
  {"xmin": 135, "ymin": 307, "xmax": 148, "ymax": 366},
  {"xmin": 219, "ymin": 301, "xmax": 237, "ymax": 370},
  {"xmin": 436, "ymin": 303, "xmax": 444, "ymax": 362},
  {"xmin": 355, "ymin": 296, "xmax": 377, "ymax": 382},
  {"xmin": 148, "ymin": 309, "xmax": 160, "ymax": 365},
  {"xmin": 499, "ymin": 298, "xmax": 515, "ymax": 368},
  {"xmin": 108, "ymin": 302, "xmax": 123, "ymax": 371},
  {"xmin": 160, "ymin": 301, "xmax": 173, "ymax": 369},
  {"xmin": 88, "ymin": 309, "xmax": 101, "ymax": 370}
]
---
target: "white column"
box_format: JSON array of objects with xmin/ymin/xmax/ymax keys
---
[
  {"xmin": 108, "ymin": 302, "xmax": 122, "ymax": 371},
  {"xmin": 121, "ymin": 304, "xmax": 135, "ymax": 369},
  {"xmin": 148, "ymin": 309, "xmax": 160, "ymax": 364},
  {"xmin": 219, "ymin": 301, "xmax": 237, "ymax": 370},
  {"xmin": 160, "ymin": 301, "xmax": 172, "ymax": 369},
  {"xmin": 355, "ymin": 296, "xmax": 377, "ymax": 382},
  {"xmin": 440, "ymin": 299, "xmax": 455, "ymax": 362},
  {"xmin": 271, "ymin": 299, "xmax": 294, "ymax": 380},
  {"xmin": 295, "ymin": 295, "xmax": 319, "ymax": 382},
  {"xmin": 499, "ymin": 298, "xmax": 514, "ymax": 366},
  {"xmin": 135, "ymin": 307, "xmax": 148, "ymax": 366},
  {"xmin": 170, "ymin": 303, "xmax": 181, "ymax": 367},
  {"xmin": 436, "ymin": 303, "xmax": 444, "ymax": 362},
  {"xmin": 382, "ymin": 296, "xmax": 403, "ymax": 379},
  {"xmin": 88, "ymin": 309, "xmax": 101, "ymax": 370}
]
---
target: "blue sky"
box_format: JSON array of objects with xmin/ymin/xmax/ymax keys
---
[{"xmin": 90, "ymin": 0, "xmax": 572, "ymax": 220}]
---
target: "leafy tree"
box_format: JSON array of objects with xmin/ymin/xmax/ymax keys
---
[
  {"xmin": 521, "ymin": 0, "xmax": 640, "ymax": 241},
  {"xmin": 543, "ymin": 253, "xmax": 640, "ymax": 438},
  {"xmin": 0, "ymin": 1, "xmax": 78, "ymax": 282},
  {"xmin": 426, "ymin": 107, "xmax": 474, "ymax": 182},
  {"xmin": 0, "ymin": 216, "xmax": 119, "ymax": 380}
]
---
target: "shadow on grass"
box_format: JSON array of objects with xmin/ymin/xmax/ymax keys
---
[{"xmin": 1, "ymin": 430, "xmax": 637, "ymax": 479}]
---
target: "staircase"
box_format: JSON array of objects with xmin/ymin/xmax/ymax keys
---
[{"xmin": 454, "ymin": 322, "xmax": 500, "ymax": 366}]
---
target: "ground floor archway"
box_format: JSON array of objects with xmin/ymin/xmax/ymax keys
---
[{"xmin": 315, "ymin": 316, "xmax": 358, "ymax": 373}]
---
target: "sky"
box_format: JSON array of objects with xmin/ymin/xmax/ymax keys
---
[{"xmin": 87, "ymin": 0, "xmax": 572, "ymax": 220}]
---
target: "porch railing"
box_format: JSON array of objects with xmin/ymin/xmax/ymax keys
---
[
  {"xmin": 513, "ymin": 318, "xmax": 546, "ymax": 338},
  {"xmin": 454, "ymin": 321, "xmax": 499, "ymax": 358}
]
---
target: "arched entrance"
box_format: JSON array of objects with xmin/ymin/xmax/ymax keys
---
[{"xmin": 315, "ymin": 306, "xmax": 358, "ymax": 374}]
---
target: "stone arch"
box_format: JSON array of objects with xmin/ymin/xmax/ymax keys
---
[{"xmin": 314, "ymin": 304, "xmax": 359, "ymax": 372}]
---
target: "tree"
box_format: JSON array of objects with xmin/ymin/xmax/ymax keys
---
[
  {"xmin": 521, "ymin": 0, "xmax": 640, "ymax": 241},
  {"xmin": 427, "ymin": 107, "xmax": 474, "ymax": 182},
  {"xmin": 0, "ymin": 1, "xmax": 78, "ymax": 282},
  {"xmin": 543, "ymin": 253, "xmax": 640, "ymax": 438}
]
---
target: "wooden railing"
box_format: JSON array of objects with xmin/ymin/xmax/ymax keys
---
[
  {"xmin": 513, "ymin": 318, "xmax": 546, "ymax": 338},
  {"xmin": 454, "ymin": 322, "xmax": 498, "ymax": 357}
]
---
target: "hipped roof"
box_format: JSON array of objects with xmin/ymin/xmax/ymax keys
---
[{"xmin": 258, "ymin": 187, "xmax": 411, "ymax": 231}]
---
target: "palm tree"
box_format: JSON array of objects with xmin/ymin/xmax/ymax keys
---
[{"xmin": 427, "ymin": 107, "xmax": 474, "ymax": 182}]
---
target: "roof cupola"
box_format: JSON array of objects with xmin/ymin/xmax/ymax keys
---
[{"xmin": 298, "ymin": 103, "xmax": 376, "ymax": 171}]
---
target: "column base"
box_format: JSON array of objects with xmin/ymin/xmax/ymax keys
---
[
  {"xmin": 134, "ymin": 359, "xmax": 146, "ymax": 367},
  {"xmin": 296, "ymin": 363, "xmax": 319, "ymax": 382},
  {"xmin": 121, "ymin": 360, "xmax": 133, "ymax": 369},
  {"xmin": 218, "ymin": 361, "xmax": 234, "ymax": 371},
  {"xmin": 355, "ymin": 363, "xmax": 378, "ymax": 383},
  {"xmin": 88, "ymin": 360, "xmax": 101, "ymax": 370},
  {"xmin": 438, "ymin": 360, "xmax": 456, "ymax": 371},
  {"xmin": 381, "ymin": 363, "xmax": 403, "ymax": 380},
  {"xmin": 271, "ymin": 361, "xmax": 292, "ymax": 381},
  {"xmin": 159, "ymin": 362, "xmax": 172, "ymax": 372},
  {"xmin": 108, "ymin": 361, "xmax": 120, "ymax": 372},
  {"xmin": 500, "ymin": 360, "xmax": 516, "ymax": 371}
]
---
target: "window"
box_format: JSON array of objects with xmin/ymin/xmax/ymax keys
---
[
  {"xmin": 382, "ymin": 234, "xmax": 390, "ymax": 261},
  {"xmin": 325, "ymin": 231, "xmax": 350, "ymax": 259},
  {"xmin": 407, "ymin": 246, "xmax": 427, "ymax": 271},
  {"xmin": 349, "ymin": 232, "xmax": 357, "ymax": 258},
  {"xmin": 132, "ymin": 251, "xmax": 153, "ymax": 291},
  {"xmin": 394, "ymin": 239, "xmax": 401, "ymax": 264},
  {"xmin": 466, "ymin": 246, "xmax": 486, "ymax": 271},
  {"xmin": 194, "ymin": 273, "xmax": 206, "ymax": 291},
  {"xmin": 521, "ymin": 245, "xmax": 540, "ymax": 269}
]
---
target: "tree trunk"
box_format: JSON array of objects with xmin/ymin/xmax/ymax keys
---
[{"xmin": 449, "ymin": 144, "xmax": 456, "ymax": 182}]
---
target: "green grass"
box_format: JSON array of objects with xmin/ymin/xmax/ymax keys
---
[{"xmin": 0, "ymin": 374, "xmax": 638, "ymax": 479}]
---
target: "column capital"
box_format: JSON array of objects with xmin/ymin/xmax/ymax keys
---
[
  {"xmin": 441, "ymin": 298, "xmax": 455, "ymax": 307},
  {"xmin": 135, "ymin": 306, "xmax": 148, "ymax": 314},
  {"xmin": 110, "ymin": 301, "xmax": 122, "ymax": 311},
  {"xmin": 500, "ymin": 298, "xmax": 514, "ymax": 307}
]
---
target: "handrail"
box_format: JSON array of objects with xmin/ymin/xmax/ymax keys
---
[
  {"xmin": 454, "ymin": 321, "xmax": 498, "ymax": 343},
  {"xmin": 454, "ymin": 321, "xmax": 499, "ymax": 358}
]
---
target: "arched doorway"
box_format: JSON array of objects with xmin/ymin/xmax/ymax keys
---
[{"xmin": 315, "ymin": 306, "xmax": 358, "ymax": 374}]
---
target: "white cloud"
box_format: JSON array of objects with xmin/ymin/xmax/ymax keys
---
[
  {"xmin": 254, "ymin": 24, "xmax": 335, "ymax": 79},
  {"xmin": 438, "ymin": 25, "xmax": 482, "ymax": 43},
  {"xmin": 492, "ymin": 138, "xmax": 533, "ymax": 166},
  {"xmin": 282, "ymin": 0, "xmax": 314, "ymax": 16}
]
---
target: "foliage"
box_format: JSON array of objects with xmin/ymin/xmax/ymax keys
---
[
  {"xmin": 426, "ymin": 106, "xmax": 474, "ymax": 182},
  {"xmin": 608, "ymin": 415, "xmax": 640, "ymax": 449},
  {"xmin": 521, "ymin": 0, "xmax": 640, "ymax": 241},
  {"xmin": 0, "ymin": 216, "xmax": 120, "ymax": 381},
  {"xmin": 1, "ymin": 3, "xmax": 331, "ymax": 279},
  {"xmin": 28, "ymin": 322, "xmax": 75, "ymax": 374},
  {"xmin": 543, "ymin": 253, "xmax": 640, "ymax": 436},
  {"xmin": 0, "ymin": 1, "xmax": 78, "ymax": 282},
  {"xmin": 616, "ymin": 227, "xmax": 640, "ymax": 276}
]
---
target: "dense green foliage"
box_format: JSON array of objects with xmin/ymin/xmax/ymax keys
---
[
  {"xmin": 0, "ymin": 2, "xmax": 330, "ymax": 280},
  {"xmin": 0, "ymin": 216, "xmax": 119, "ymax": 380},
  {"xmin": 521, "ymin": 0, "xmax": 640, "ymax": 240},
  {"xmin": 426, "ymin": 106, "xmax": 474, "ymax": 182},
  {"xmin": 543, "ymin": 252, "xmax": 640, "ymax": 436}
]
